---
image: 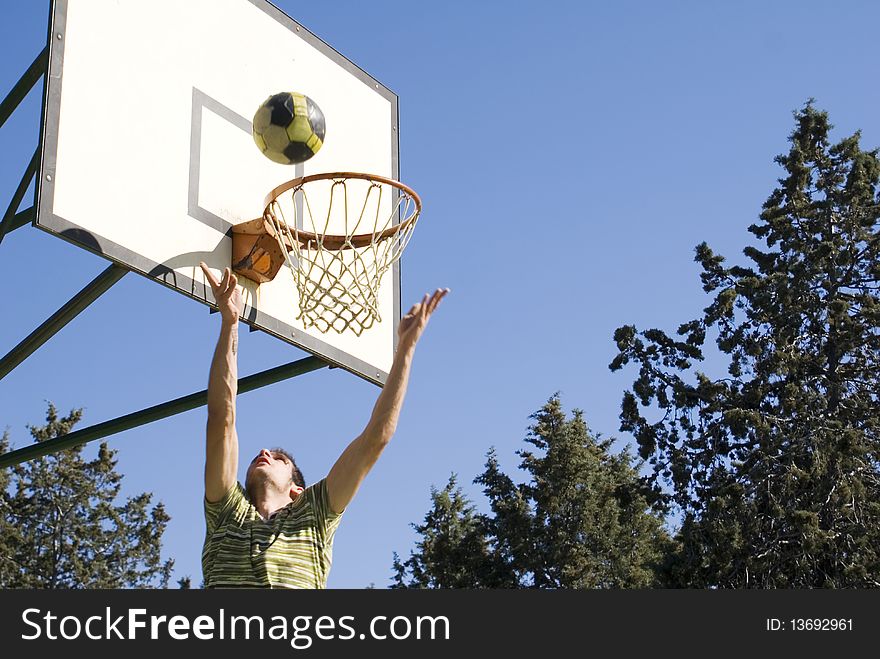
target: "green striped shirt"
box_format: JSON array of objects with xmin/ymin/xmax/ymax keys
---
[{"xmin": 202, "ymin": 479, "xmax": 343, "ymax": 588}]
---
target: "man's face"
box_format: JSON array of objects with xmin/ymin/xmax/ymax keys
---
[{"xmin": 245, "ymin": 448, "xmax": 294, "ymax": 495}]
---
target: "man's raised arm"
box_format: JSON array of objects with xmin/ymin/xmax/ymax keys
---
[
  {"xmin": 326, "ymin": 288, "xmax": 449, "ymax": 514},
  {"xmin": 200, "ymin": 262, "xmax": 243, "ymax": 503}
]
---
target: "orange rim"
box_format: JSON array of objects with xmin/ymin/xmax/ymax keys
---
[{"xmin": 263, "ymin": 172, "xmax": 421, "ymax": 250}]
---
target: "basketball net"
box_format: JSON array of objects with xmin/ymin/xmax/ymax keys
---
[{"xmin": 264, "ymin": 173, "xmax": 421, "ymax": 335}]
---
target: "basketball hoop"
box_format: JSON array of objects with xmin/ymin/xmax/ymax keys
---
[{"xmin": 232, "ymin": 172, "xmax": 421, "ymax": 335}]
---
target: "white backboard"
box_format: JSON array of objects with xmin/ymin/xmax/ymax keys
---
[{"xmin": 37, "ymin": 0, "xmax": 400, "ymax": 384}]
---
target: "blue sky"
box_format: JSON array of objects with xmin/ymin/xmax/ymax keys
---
[{"xmin": 1, "ymin": 1, "xmax": 878, "ymax": 588}]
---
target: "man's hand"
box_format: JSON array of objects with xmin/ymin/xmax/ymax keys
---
[
  {"xmin": 398, "ymin": 288, "xmax": 449, "ymax": 350},
  {"xmin": 202, "ymin": 262, "xmax": 242, "ymax": 503},
  {"xmin": 326, "ymin": 287, "xmax": 449, "ymax": 514},
  {"xmin": 200, "ymin": 262, "xmax": 242, "ymax": 325}
]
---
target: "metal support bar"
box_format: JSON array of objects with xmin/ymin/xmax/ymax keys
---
[
  {"xmin": 0, "ymin": 355, "xmax": 328, "ymax": 468},
  {"xmin": 0, "ymin": 147, "xmax": 40, "ymax": 245},
  {"xmin": 0, "ymin": 45, "xmax": 48, "ymax": 130},
  {"xmin": 8, "ymin": 206, "xmax": 35, "ymax": 233},
  {"xmin": 0, "ymin": 264, "xmax": 128, "ymax": 381}
]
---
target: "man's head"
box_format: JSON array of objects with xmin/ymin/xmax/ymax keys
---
[{"xmin": 245, "ymin": 447, "xmax": 305, "ymax": 502}]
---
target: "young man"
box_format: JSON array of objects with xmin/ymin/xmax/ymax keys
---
[{"xmin": 198, "ymin": 262, "xmax": 447, "ymax": 588}]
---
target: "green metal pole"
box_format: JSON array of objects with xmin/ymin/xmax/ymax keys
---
[
  {"xmin": 0, "ymin": 147, "xmax": 40, "ymax": 245},
  {"xmin": 0, "ymin": 264, "xmax": 128, "ymax": 381},
  {"xmin": 0, "ymin": 46, "xmax": 48, "ymax": 130},
  {"xmin": 0, "ymin": 355, "xmax": 327, "ymax": 468},
  {"xmin": 8, "ymin": 206, "xmax": 35, "ymax": 232}
]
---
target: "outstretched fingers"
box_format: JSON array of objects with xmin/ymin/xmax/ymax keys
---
[
  {"xmin": 426, "ymin": 288, "xmax": 449, "ymax": 315},
  {"xmin": 199, "ymin": 261, "xmax": 220, "ymax": 289},
  {"xmin": 224, "ymin": 270, "xmax": 238, "ymax": 295},
  {"xmin": 199, "ymin": 262, "xmax": 238, "ymax": 300}
]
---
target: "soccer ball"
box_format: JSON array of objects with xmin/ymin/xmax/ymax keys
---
[{"xmin": 252, "ymin": 92, "xmax": 326, "ymax": 165}]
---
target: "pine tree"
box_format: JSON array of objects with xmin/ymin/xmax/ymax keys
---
[
  {"xmin": 393, "ymin": 395, "xmax": 672, "ymax": 588},
  {"xmin": 0, "ymin": 403, "xmax": 174, "ymax": 588},
  {"xmin": 610, "ymin": 102, "xmax": 880, "ymax": 587},
  {"xmin": 392, "ymin": 475, "xmax": 503, "ymax": 588}
]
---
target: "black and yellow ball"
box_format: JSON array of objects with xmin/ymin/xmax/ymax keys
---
[{"xmin": 252, "ymin": 92, "xmax": 325, "ymax": 165}]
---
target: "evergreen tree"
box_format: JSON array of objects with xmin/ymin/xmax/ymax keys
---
[
  {"xmin": 610, "ymin": 102, "xmax": 880, "ymax": 587},
  {"xmin": 0, "ymin": 430, "xmax": 15, "ymax": 586},
  {"xmin": 392, "ymin": 475, "xmax": 502, "ymax": 588},
  {"xmin": 0, "ymin": 403, "xmax": 174, "ymax": 588},
  {"xmin": 393, "ymin": 395, "xmax": 672, "ymax": 588}
]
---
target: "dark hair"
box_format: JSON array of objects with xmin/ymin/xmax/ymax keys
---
[{"xmin": 270, "ymin": 447, "xmax": 305, "ymax": 488}]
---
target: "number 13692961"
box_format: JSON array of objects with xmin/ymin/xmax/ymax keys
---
[{"xmin": 766, "ymin": 618, "xmax": 853, "ymax": 631}]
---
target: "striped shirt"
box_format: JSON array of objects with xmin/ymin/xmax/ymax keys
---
[{"xmin": 202, "ymin": 479, "xmax": 343, "ymax": 588}]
